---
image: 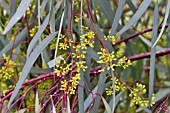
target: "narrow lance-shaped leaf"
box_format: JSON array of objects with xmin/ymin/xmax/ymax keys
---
[
  {"xmin": 3, "ymin": 0, "xmax": 31, "ymax": 34},
  {"xmin": 84, "ymin": 86, "xmax": 98, "ymax": 111},
  {"xmin": 8, "ymin": 32, "xmax": 57, "ymax": 107},
  {"xmin": 78, "ymin": 69, "xmax": 84, "ymax": 113},
  {"xmin": 95, "ymin": 0, "xmax": 114, "ymax": 24},
  {"xmin": 91, "ymin": 68, "xmax": 106, "ymax": 113},
  {"xmin": 109, "ymin": 0, "xmax": 126, "ymax": 36},
  {"xmin": 47, "ymin": 54, "xmax": 65, "ymax": 68},
  {"xmin": 117, "ymin": 0, "xmax": 152, "ymax": 37},
  {"xmin": 27, "ymin": 14, "xmax": 50, "ymax": 57},
  {"xmin": 0, "ymin": 27, "xmax": 28, "ymax": 58},
  {"xmin": 101, "ymin": 96, "xmax": 112, "ymax": 113},
  {"xmin": 149, "ymin": 2, "xmax": 158, "ymax": 105},
  {"xmin": 152, "ymin": 0, "xmax": 170, "ymax": 47},
  {"xmin": 35, "ymin": 90, "xmax": 40, "ymax": 113}
]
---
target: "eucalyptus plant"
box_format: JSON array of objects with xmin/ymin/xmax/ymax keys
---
[{"xmin": 0, "ymin": 0, "xmax": 170, "ymax": 113}]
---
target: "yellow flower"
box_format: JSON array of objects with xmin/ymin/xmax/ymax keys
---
[
  {"xmin": 75, "ymin": 16, "xmax": 80, "ymax": 22},
  {"xmin": 60, "ymin": 80, "xmax": 68, "ymax": 91},
  {"xmin": 59, "ymin": 43, "xmax": 69, "ymax": 50},
  {"xmin": 86, "ymin": 31, "xmax": 95, "ymax": 39}
]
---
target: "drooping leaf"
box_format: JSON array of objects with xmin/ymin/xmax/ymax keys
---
[
  {"xmin": 152, "ymin": 0, "xmax": 170, "ymax": 47},
  {"xmin": 0, "ymin": 27, "xmax": 28, "ymax": 58},
  {"xmin": 155, "ymin": 89, "xmax": 170, "ymax": 102},
  {"xmin": 78, "ymin": 69, "xmax": 85, "ymax": 113},
  {"xmin": 139, "ymin": 35, "xmax": 164, "ymax": 51},
  {"xmin": 8, "ymin": 32, "xmax": 57, "ymax": 107},
  {"xmin": 27, "ymin": 14, "xmax": 50, "ymax": 57},
  {"xmin": 101, "ymin": 96, "xmax": 112, "ymax": 113},
  {"xmin": 95, "ymin": 0, "xmax": 114, "ymax": 24},
  {"xmin": 164, "ymin": 81, "xmax": 170, "ymax": 86},
  {"xmin": 109, "ymin": 0, "xmax": 126, "ymax": 36},
  {"xmin": 15, "ymin": 109, "xmax": 26, "ymax": 113},
  {"xmin": 84, "ymin": 86, "xmax": 98, "ymax": 111},
  {"xmin": 149, "ymin": 2, "xmax": 158, "ymax": 105},
  {"xmin": 47, "ymin": 54, "xmax": 65, "ymax": 68},
  {"xmin": 117, "ymin": 0, "xmax": 152, "ymax": 36},
  {"xmin": 86, "ymin": 47, "xmax": 99, "ymax": 61},
  {"xmin": 3, "ymin": 0, "xmax": 32, "ymax": 34},
  {"xmin": 35, "ymin": 90, "xmax": 40, "ymax": 113},
  {"xmin": 91, "ymin": 68, "xmax": 106, "ymax": 113}
]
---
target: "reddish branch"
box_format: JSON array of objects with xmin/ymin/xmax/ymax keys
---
[
  {"xmin": 113, "ymin": 24, "xmax": 169, "ymax": 46},
  {"xmin": 127, "ymin": 48, "xmax": 170, "ymax": 61}
]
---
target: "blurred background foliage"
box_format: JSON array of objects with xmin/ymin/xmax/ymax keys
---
[{"xmin": 0, "ymin": 0, "xmax": 170, "ymax": 113}]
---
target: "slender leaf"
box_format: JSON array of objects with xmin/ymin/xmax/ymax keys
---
[
  {"xmin": 91, "ymin": 68, "xmax": 106, "ymax": 113},
  {"xmin": 152, "ymin": 0, "xmax": 170, "ymax": 47},
  {"xmin": 86, "ymin": 47, "xmax": 99, "ymax": 61},
  {"xmin": 35, "ymin": 91, "xmax": 40, "ymax": 113},
  {"xmin": 3, "ymin": 0, "xmax": 31, "ymax": 34},
  {"xmin": 0, "ymin": 27, "xmax": 28, "ymax": 58},
  {"xmin": 117, "ymin": 0, "xmax": 152, "ymax": 36},
  {"xmin": 78, "ymin": 69, "xmax": 84, "ymax": 113},
  {"xmin": 109, "ymin": 0, "xmax": 126, "ymax": 36},
  {"xmin": 40, "ymin": 0, "xmax": 48, "ymax": 18},
  {"xmin": 84, "ymin": 86, "xmax": 98, "ymax": 111},
  {"xmin": 66, "ymin": 96, "xmax": 71, "ymax": 113},
  {"xmin": 95, "ymin": 0, "xmax": 114, "ymax": 24},
  {"xmin": 101, "ymin": 96, "xmax": 112, "ymax": 113},
  {"xmin": 84, "ymin": 52, "xmax": 91, "ymax": 90},
  {"xmin": 155, "ymin": 89, "xmax": 170, "ymax": 102},
  {"xmin": 139, "ymin": 35, "xmax": 164, "ymax": 51},
  {"xmin": 47, "ymin": 54, "xmax": 65, "ymax": 68},
  {"xmin": 27, "ymin": 14, "xmax": 50, "ymax": 57},
  {"xmin": 164, "ymin": 81, "xmax": 170, "ymax": 86},
  {"xmin": 149, "ymin": 2, "xmax": 158, "ymax": 105},
  {"xmin": 8, "ymin": 32, "xmax": 57, "ymax": 107},
  {"xmin": 15, "ymin": 109, "xmax": 26, "ymax": 113}
]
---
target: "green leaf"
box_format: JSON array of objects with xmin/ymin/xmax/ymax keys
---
[
  {"xmin": 152, "ymin": 0, "xmax": 170, "ymax": 47},
  {"xmin": 84, "ymin": 86, "xmax": 98, "ymax": 111},
  {"xmin": 0, "ymin": 27, "xmax": 28, "ymax": 58},
  {"xmin": 35, "ymin": 90, "xmax": 40, "ymax": 113},
  {"xmin": 117, "ymin": 0, "xmax": 152, "ymax": 36},
  {"xmin": 91, "ymin": 68, "xmax": 106, "ymax": 113},
  {"xmin": 155, "ymin": 89, "xmax": 170, "ymax": 102},
  {"xmin": 86, "ymin": 47, "xmax": 99, "ymax": 61},
  {"xmin": 47, "ymin": 54, "xmax": 65, "ymax": 68},
  {"xmin": 9, "ymin": 0, "xmax": 17, "ymax": 18},
  {"xmin": 3, "ymin": 0, "xmax": 32, "ymax": 34},
  {"xmin": 95, "ymin": 0, "xmax": 114, "ymax": 24},
  {"xmin": 84, "ymin": 53, "xmax": 91, "ymax": 90},
  {"xmin": 40, "ymin": 0, "xmax": 48, "ymax": 18},
  {"xmin": 15, "ymin": 109, "xmax": 26, "ymax": 113},
  {"xmin": 139, "ymin": 35, "xmax": 164, "ymax": 51},
  {"xmin": 8, "ymin": 32, "xmax": 57, "ymax": 107},
  {"xmin": 149, "ymin": 2, "xmax": 158, "ymax": 105},
  {"xmin": 50, "ymin": 0, "xmax": 55, "ymax": 33},
  {"xmin": 66, "ymin": 96, "xmax": 71, "ymax": 113},
  {"xmin": 126, "ymin": 0, "xmax": 137, "ymax": 13},
  {"xmin": 104, "ymin": 92, "xmax": 124, "ymax": 113},
  {"xmin": 27, "ymin": 14, "xmax": 50, "ymax": 57},
  {"xmin": 101, "ymin": 96, "xmax": 112, "ymax": 113},
  {"xmin": 109, "ymin": 0, "xmax": 126, "ymax": 36},
  {"xmin": 164, "ymin": 81, "xmax": 170, "ymax": 86},
  {"xmin": 78, "ymin": 70, "xmax": 85, "ymax": 113}
]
